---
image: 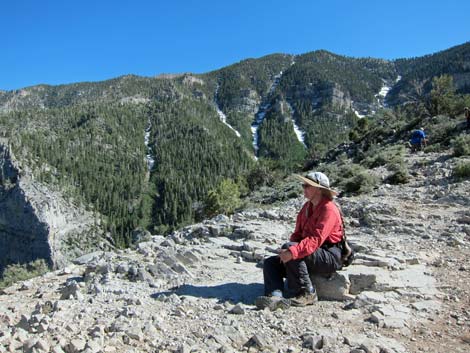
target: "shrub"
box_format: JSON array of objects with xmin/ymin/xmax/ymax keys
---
[
  {"xmin": 386, "ymin": 166, "xmax": 410, "ymax": 184},
  {"xmin": 452, "ymin": 135, "xmax": 470, "ymax": 156},
  {"xmin": 0, "ymin": 259, "xmax": 49, "ymax": 289},
  {"xmin": 424, "ymin": 143, "xmax": 443, "ymax": 153},
  {"xmin": 204, "ymin": 178, "xmax": 242, "ymax": 217},
  {"xmin": 426, "ymin": 117, "xmax": 457, "ymax": 147},
  {"xmin": 322, "ymin": 163, "xmax": 360, "ymax": 187},
  {"xmin": 430, "ymin": 75, "xmax": 456, "ymax": 116},
  {"xmin": 453, "ymin": 162, "xmax": 470, "ymax": 180},
  {"xmin": 319, "ymin": 164, "xmax": 341, "ymax": 186},
  {"xmin": 361, "ymin": 145, "xmax": 406, "ymax": 170},
  {"xmin": 348, "ymin": 129, "xmax": 360, "ymax": 143},
  {"xmin": 343, "ymin": 172, "xmax": 379, "ymax": 194},
  {"xmin": 245, "ymin": 163, "xmax": 276, "ymax": 191}
]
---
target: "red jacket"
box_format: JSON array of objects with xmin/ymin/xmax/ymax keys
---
[{"xmin": 289, "ymin": 198, "xmax": 343, "ymax": 260}]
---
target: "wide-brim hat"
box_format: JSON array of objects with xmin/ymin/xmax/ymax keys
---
[{"xmin": 296, "ymin": 171, "xmax": 338, "ymax": 197}]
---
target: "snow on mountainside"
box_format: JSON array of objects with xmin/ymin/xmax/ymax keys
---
[
  {"xmin": 286, "ymin": 101, "xmax": 306, "ymax": 146},
  {"xmin": 251, "ymin": 72, "xmax": 283, "ymax": 157},
  {"xmin": 251, "ymin": 106, "xmax": 268, "ymax": 158},
  {"xmin": 215, "ymin": 86, "xmax": 241, "ymax": 138},
  {"xmin": 144, "ymin": 119, "xmax": 155, "ymax": 171},
  {"xmin": 375, "ymin": 75, "xmax": 402, "ymax": 108}
]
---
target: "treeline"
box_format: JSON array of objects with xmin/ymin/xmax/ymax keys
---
[
  {"xmin": 395, "ymin": 42, "xmax": 470, "ymax": 84},
  {"xmin": 388, "ymin": 43, "xmax": 470, "ymax": 104},
  {"xmin": 0, "ymin": 96, "xmax": 256, "ymax": 242},
  {"xmin": 0, "ymin": 75, "xmax": 179, "ymax": 110}
]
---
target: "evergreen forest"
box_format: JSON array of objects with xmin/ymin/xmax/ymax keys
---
[{"xmin": 1, "ymin": 42, "xmax": 470, "ymax": 246}]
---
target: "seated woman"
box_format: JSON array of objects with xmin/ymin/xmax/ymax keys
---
[{"xmin": 255, "ymin": 171, "xmax": 345, "ymax": 310}]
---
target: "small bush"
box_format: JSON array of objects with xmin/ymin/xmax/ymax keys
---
[
  {"xmin": 323, "ymin": 163, "xmax": 361, "ymax": 187},
  {"xmin": 452, "ymin": 135, "xmax": 470, "ymax": 156},
  {"xmin": 343, "ymin": 171, "xmax": 380, "ymax": 194},
  {"xmin": 424, "ymin": 143, "xmax": 443, "ymax": 153},
  {"xmin": 0, "ymin": 259, "xmax": 49, "ymax": 289},
  {"xmin": 386, "ymin": 167, "xmax": 410, "ymax": 184},
  {"xmin": 348, "ymin": 130, "xmax": 360, "ymax": 143},
  {"xmin": 245, "ymin": 163, "xmax": 276, "ymax": 191},
  {"xmin": 362, "ymin": 145, "xmax": 406, "ymax": 169},
  {"xmin": 428, "ymin": 120, "xmax": 456, "ymax": 146},
  {"xmin": 453, "ymin": 162, "xmax": 470, "ymax": 180},
  {"xmin": 204, "ymin": 178, "xmax": 242, "ymax": 217}
]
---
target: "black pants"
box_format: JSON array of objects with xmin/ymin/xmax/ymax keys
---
[
  {"xmin": 410, "ymin": 142, "xmax": 424, "ymax": 152},
  {"xmin": 263, "ymin": 242, "xmax": 342, "ymax": 297}
]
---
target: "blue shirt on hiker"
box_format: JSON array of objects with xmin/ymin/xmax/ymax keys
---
[{"xmin": 411, "ymin": 130, "xmax": 426, "ymax": 145}]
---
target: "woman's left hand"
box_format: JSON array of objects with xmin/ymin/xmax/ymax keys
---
[{"xmin": 279, "ymin": 249, "xmax": 293, "ymax": 263}]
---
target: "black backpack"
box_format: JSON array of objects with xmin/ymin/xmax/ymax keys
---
[
  {"xmin": 336, "ymin": 203, "xmax": 355, "ymax": 267},
  {"xmin": 340, "ymin": 234, "xmax": 355, "ymax": 267}
]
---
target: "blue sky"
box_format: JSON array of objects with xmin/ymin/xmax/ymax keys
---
[{"xmin": 2, "ymin": 0, "xmax": 468, "ymax": 91}]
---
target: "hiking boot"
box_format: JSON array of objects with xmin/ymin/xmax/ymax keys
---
[
  {"xmin": 290, "ymin": 291, "xmax": 318, "ymax": 307},
  {"xmin": 255, "ymin": 295, "xmax": 291, "ymax": 311}
]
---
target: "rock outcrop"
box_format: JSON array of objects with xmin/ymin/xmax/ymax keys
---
[
  {"xmin": 286, "ymin": 82, "xmax": 353, "ymax": 110},
  {"xmin": 0, "ymin": 142, "xmax": 110, "ymax": 273}
]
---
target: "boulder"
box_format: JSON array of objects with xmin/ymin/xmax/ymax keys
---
[{"xmin": 311, "ymin": 272, "xmax": 354, "ymax": 301}]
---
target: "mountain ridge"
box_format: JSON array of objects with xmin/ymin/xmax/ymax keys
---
[
  {"xmin": 5, "ymin": 41, "xmax": 469, "ymax": 94},
  {"xmin": 1, "ymin": 42, "xmax": 468, "ymax": 98}
]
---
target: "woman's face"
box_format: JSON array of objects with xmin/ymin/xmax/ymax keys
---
[{"xmin": 303, "ymin": 184, "xmax": 320, "ymax": 200}]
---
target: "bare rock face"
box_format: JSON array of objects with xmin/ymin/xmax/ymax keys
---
[
  {"xmin": 287, "ymin": 83, "xmax": 353, "ymax": 110},
  {"xmin": 0, "ymin": 143, "xmax": 110, "ymax": 272},
  {"xmin": 230, "ymin": 88, "xmax": 261, "ymax": 114}
]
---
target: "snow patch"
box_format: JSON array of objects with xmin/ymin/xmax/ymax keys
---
[
  {"xmin": 377, "ymin": 85, "xmax": 391, "ymax": 98},
  {"xmin": 251, "ymin": 108, "xmax": 268, "ymax": 159},
  {"xmin": 354, "ymin": 110, "xmax": 366, "ymax": 119},
  {"xmin": 144, "ymin": 119, "xmax": 155, "ymax": 171},
  {"xmin": 375, "ymin": 79, "xmax": 391, "ymax": 107},
  {"xmin": 374, "ymin": 76, "xmax": 401, "ymax": 108},
  {"xmin": 251, "ymin": 72, "xmax": 284, "ymax": 158},
  {"xmin": 286, "ymin": 102, "xmax": 306, "ymax": 147},
  {"xmin": 215, "ymin": 86, "xmax": 241, "ymax": 138}
]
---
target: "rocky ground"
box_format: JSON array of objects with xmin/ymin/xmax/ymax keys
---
[{"xmin": 0, "ymin": 150, "xmax": 469, "ymax": 353}]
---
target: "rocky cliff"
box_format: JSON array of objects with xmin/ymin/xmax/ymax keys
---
[{"xmin": 0, "ymin": 142, "xmax": 111, "ymax": 273}]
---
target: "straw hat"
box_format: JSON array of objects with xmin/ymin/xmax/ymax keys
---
[{"xmin": 296, "ymin": 171, "xmax": 338, "ymax": 197}]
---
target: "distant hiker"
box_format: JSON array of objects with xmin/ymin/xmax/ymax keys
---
[
  {"xmin": 255, "ymin": 172, "xmax": 351, "ymax": 310},
  {"xmin": 465, "ymin": 107, "xmax": 470, "ymax": 132},
  {"xmin": 409, "ymin": 128, "xmax": 427, "ymax": 152}
]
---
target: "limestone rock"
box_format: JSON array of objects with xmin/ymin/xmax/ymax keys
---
[
  {"xmin": 311, "ymin": 272, "xmax": 353, "ymax": 301},
  {"xmin": 0, "ymin": 144, "xmax": 112, "ymax": 272}
]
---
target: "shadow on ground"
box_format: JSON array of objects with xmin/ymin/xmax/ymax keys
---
[{"xmin": 152, "ymin": 282, "xmax": 264, "ymax": 305}]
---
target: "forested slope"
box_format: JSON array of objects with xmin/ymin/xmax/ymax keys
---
[{"xmin": 1, "ymin": 42, "xmax": 469, "ymax": 248}]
